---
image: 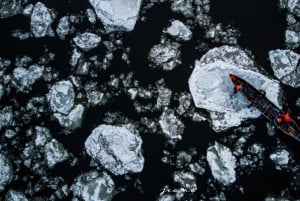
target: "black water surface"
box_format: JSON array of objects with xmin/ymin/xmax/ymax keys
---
[{"xmin": 210, "ymin": 0, "xmax": 286, "ymax": 73}]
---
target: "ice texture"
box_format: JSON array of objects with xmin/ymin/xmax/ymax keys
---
[
  {"xmin": 270, "ymin": 149, "xmax": 290, "ymax": 170},
  {"xmin": 31, "ymin": 2, "xmax": 55, "ymax": 38},
  {"xmin": 159, "ymin": 109, "xmax": 185, "ymax": 140},
  {"xmin": 54, "ymin": 104, "xmax": 85, "ymax": 130},
  {"xmin": 189, "ymin": 46, "xmax": 282, "ymax": 131},
  {"xmin": 269, "ymin": 49, "xmax": 300, "ymax": 87},
  {"xmin": 13, "ymin": 64, "xmax": 44, "ymax": 91},
  {"xmin": 44, "ymin": 139, "xmax": 69, "ymax": 168},
  {"xmin": 56, "ymin": 16, "xmax": 71, "ymax": 40},
  {"xmin": 0, "ymin": 106, "xmax": 14, "ymax": 130},
  {"xmin": 5, "ymin": 190, "xmax": 28, "ymax": 201},
  {"xmin": 85, "ymin": 125, "xmax": 144, "ymax": 175},
  {"xmin": 149, "ymin": 40, "xmax": 181, "ymax": 71},
  {"xmin": 71, "ymin": 170, "xmax": 115, "ymax": 201},
  {"xmin": 173, "ymin": 171, "xmax": 197, "ymax": 192},
  {"xmin": 0, "ymin": 0, "xmax": 21, "ymax": 18},
  {"xmin": 73, "ymin": 32, "xmax": 101, "ymax": 51},
  {"xmin": 165, "ymin": 20, "xmax": 192, "ymax": 41},
  {"xmin": 48, "ymin": 80, "xmax": 75, "ymax": 114},
  {"xmin": 0, "ymin": 154, "xmax": 13, "ymax": 192},
  {"xmin": 89, "ymin": 0, "xmax": 142, "ymax": 32},
  {"xmin": 207, "ymin": 142, "xmax": 236, "ymax": 186}
]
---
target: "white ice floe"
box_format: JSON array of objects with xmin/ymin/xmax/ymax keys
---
[
  {"xmin": 165, "ymin": 20, "xmax": 192, "ymax": 41},
  {"xmin": 149, "ymin": 40, "xmax": 181, "ymax": 71},
  {"xmin": 71, "ymin": 170, "xmax": 115, "ymax": 201},
  {"xmin": 54, "ymin": 104, "xmax": 85, "ymax": 130},
  {"xmin": 159, "ymin": 109, "xmax": 185, "ymax": 141},
  {"xmin": 85, "ymin": 125, "xmax": 144, "ymax": 175},
  {"xmin": 73, "ymin": 32, "xmax": 101, "ymax": 51},
  {"xmin": 44, "ymin": 139, "xmax": 69, "ymax": 168},
  {"xmin": 89, "ymin": 0, "xmax": 142, "ymax": 32},
  {"xmin": 207, "ymin": 142, "xmax": 236, "ymax": 185},
  {"xmin": 48, "ymin": 80, "xmax": 75, "ymax": 114},
  {"xmin": 269, "ymin": 49, "xmax": 300, "ymax": 87},
  {"xmin": 270, "ymin": 149, "xmax": 290, "ymax": 170},
  {"xmin": 189, "ymin": 46, "xmax": 282, "ymax": 131},
  {"xmin": 13, "ymin": 64, "xmax": 44, "ymax": 91},
  {"xmin": 31, "ymin": 2, "xmax": 55, "ymax": 38}
]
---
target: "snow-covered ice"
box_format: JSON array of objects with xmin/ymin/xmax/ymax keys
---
[
  {"xmin": 44, "ymin": 139, "xmax": 69, "ymax": 168},
  {"xmin": 189, "ymin": 46, "xmax": 282, "ymax": 131},
  {"xmin": 31, "ymin": 2, "xmax": 55, "ymax": 38},
  {"xmin": 71, "ymin": 170, "xmax": 115, "ymax": 201},
  {"xmin": 269, "ymin": 49, "xmax": 300, "ymax": 88},
  {"xmin": 207, "ymin": 142, "xmax": 236, "ymax": 185},
  {"xmin": 73, "ymin": 32, "xmax": 101, "ymax": 51},
  {"xmin": 148, "ymin": 40, "xmax": 181, "ymax": 71},
  {"xmin": 270, "ymin": 149, "xmax": 290, "ymax": 170},
  {"xmin": 0, "ymin": 154, "xmax": 13, "ymax": 192},
  {"xmin": 165, "ymin": 20, "xmax": 192, "ymax": 41},
  {"xmin": 85, "ymin": 125, "xmax": 144, "ymax": 175},
  {"xmin": 159, "ymin": 109, "xmax": 185, "ymax": 141},
  {"xmin": 89, "ymin": 0, "xmax": 142, "ymax": 32},
  {"xmin": 5, "ymin": 190, "xmax": 28, "ymax": 201},
  {"xmin": 13, "ymin": 64, "xmax": 44, "ymax": 91},
  {"xmin": 48, "ymin": 80, "xmax": 75, "ymax": 114},
  {"xmin": 173, "ymin": 171, "xmax": 197, "ymax": 192},
  {"xmin": 54, "ymin": 104, "xmax": 85, "ymax": 130}
]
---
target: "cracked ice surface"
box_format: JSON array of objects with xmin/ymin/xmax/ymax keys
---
[
  {"xmin": 31, "ymin": 2, "xmax": 55, "ymax": 38},
  {"xmin": 71, "ymin": 170, "xmax": 115, "ymax": 201},
  {"xmin": 73, "ymin": 32, "xmax": 101, "ymax": 51},
  {"xmin": 85, "ymin": 125, "xmax": 144, "ymax": 175},
  {"xmin": 89, "ymin": 0, "xmax": 142, "ymax": 32},
  {"xmin": 48, "ymin": 80, "xmax": 75, "ymax": 114},
  {"xmin": 207, "ymin": 142, "xmax": 236, "ymax": 186},
  {"xmin": 189, "ymin": 46, "xmax": 282, "ymax": 131},
  {"xmin": 269, "ymin": 49, "xmax": 300, "ymax": 88}
]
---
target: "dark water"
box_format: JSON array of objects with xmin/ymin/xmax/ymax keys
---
[{"xmin": 0, "ymin": 0, "xmax": 300, "ymax": 200}]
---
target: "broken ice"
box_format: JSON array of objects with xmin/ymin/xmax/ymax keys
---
[
  {"xmin": 85, "ymin": 125, "xmax": 144, "ymax": 175},
  {"xmin": 89, "ymin": 0, "xmax": 142, "ymax": 32},
  {"xmin": 189, "ymin": 46, "xmax": 282, "ymax": 131}
]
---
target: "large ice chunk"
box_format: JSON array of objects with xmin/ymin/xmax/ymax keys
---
[
  {"xmin": 0, "ymin": 154, "xmax": 13, "ymax": 192},
  {"xmin": 0, "ymin": 0, "xmax": 22, "ymax": 18},
  {"xmin": 89, "ymin": 0, "xmax": 142, "ymax": 32},
  {"xmin": 48, "ymin": 80, "xmax": 75, "ymax": 114},
  {"xmin": 207, "ymin": 142, "xmax": 236, "ymax": 185},
  {"xmin": 189, "ymin": 46, "xmax": 281, "ymax": 131},
  {"xmin": 73, "ymin": 32, "xmax": 101, "ymax": 51},
  {"xmin": 269, "ymin": 49, "xmax": 300, "ymax": 88},
  {"xmin": 31, "ymin": 2, "xmax": 55, "ymax": 38},
  {"xmin": 85, "ymin": 125, "xmax": 144, "ymax": 175},
  {"xmin": 71, "ymin": 170, "xmax": 115, "ymax": 201}
]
